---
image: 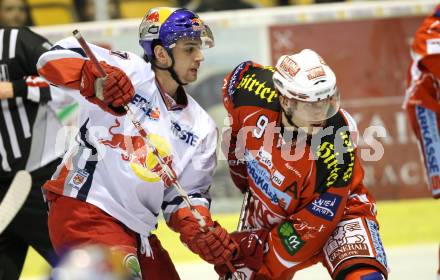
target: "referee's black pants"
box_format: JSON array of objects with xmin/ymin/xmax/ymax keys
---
[{"xmin": 0, "ymin": 159, "xmax": 60, "ymax": 280}]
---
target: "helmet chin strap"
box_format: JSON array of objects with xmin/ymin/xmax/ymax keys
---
[
  {"xmin": 153, "ymin": 51, "xmax": 187, "ymax": 86},
  {"xmin": 281, "ymin": 107, "xmax": 301, "ymax": 130}
]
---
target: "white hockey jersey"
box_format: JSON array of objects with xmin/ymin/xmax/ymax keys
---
[{"xmin": 37, "ymin": 37, "xmax": 217, "ymax": 241}]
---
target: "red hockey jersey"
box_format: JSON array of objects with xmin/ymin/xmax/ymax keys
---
[
  {"xmin": 222, "ymin": 61, "xmax": 379, "ymax": 278},
  {"xmin": 404, "ymin": 4, "xmax": 440, "ymax": 198}
]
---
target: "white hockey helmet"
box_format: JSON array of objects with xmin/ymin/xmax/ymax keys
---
[{"xmin": 273, "ymin": 49, "xmax": 340, "ymax": 124}]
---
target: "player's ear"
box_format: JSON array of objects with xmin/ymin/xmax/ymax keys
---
[
  {"xmin": 153, "ymin": 45, "xmax": 171, "ymax": 67},
  {"xmin": 279, "ymin": 94, "xmax": 288, "ymax": 106}
]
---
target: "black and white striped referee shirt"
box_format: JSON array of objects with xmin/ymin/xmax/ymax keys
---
[{"xmin": 0, "ymin": 27, "xmax": 73, "ymax": 180}]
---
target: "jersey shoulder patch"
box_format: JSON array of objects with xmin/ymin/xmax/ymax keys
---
[{"xmin": 228, "ymin": 61, "xmax": 280, "ymax": 112}]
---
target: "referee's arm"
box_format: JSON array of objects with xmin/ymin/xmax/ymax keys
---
[{"xmin": 0, "ymin": 27, "xmax": 53, "ymax": 102}]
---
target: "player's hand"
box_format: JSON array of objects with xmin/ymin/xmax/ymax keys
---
[
  {"xmin": 187, "ymin": 222, "xmax": 236, "ymax": 266},
  {"xmin": 80, "ymin": 60, "xmax": 134, "ymax": 116},
  {"xmin": 169, "ymin": 206, "xmax": 214, "ymax": 244},
  {"xmin": 215, "ymin": 229, "xmax": 268, "ymax": 278}
]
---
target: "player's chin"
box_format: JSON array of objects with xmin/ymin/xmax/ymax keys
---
[{"xmin": 185, "ymin": 73, "xmax": 198, "ymax": 83}]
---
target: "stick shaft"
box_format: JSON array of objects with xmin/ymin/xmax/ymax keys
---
[
  {"xmin": 237, "ymin": 189, "xmax": 251, "ymax": 231},
  {"xmin": 73, "ymin": 30, "xmax": 107, "ymax": 78}
]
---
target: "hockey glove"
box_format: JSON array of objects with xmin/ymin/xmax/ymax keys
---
[
  {"xmin": 168, "ymin": 206, "xmax": 215, "ymax": 244},
  {"xmin": 80, "ymin": 60, "xmax": 134, "ymax": 116},
  {"xmin": 215, "ymin": 229, "xmax": 269, "ymax": 279},
  {"xmin": 168, "ymin": 206, "xmax": 236, "ymax": 266},
  {"xmin": 187, "ymin": 221, "xmax": 236, "ymax": 266}
]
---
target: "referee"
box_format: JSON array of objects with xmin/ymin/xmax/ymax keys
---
[{"xmin": 0, "ymin": 27, "xmax": 72, "ymax": 279}]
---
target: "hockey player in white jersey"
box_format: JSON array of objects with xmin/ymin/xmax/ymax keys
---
[{"xmin": 37, "ymin": 7, "xmax": 236, "ymax": 280}]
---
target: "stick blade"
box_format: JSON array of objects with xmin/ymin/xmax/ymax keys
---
[{"xmin": 0, "ymin": 170, "xmax": 32, "ymax": 233}]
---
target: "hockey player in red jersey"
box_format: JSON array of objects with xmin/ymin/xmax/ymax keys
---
[
  {"xmin": 404, "ymin": 4, "xmax": 440, "ymax": 200},
  {"xmin": 217, "ymin": 49, "xmax": 389, "ymax": 280},
  {"xmin": 36, "ymin": 7, "xmax": 235, "ymax": 280},
  {"xmin": 403, "ymin": 4, "xmax": 440, "ymax": 279}
]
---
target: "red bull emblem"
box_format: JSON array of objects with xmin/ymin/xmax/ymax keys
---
[
  {"xmin": 146, "ymin": 11, "xmax": 159, "ymax": 23},
  {"xmin": 99, "ymin": 119, "xmax": 148, "ymax": 166},
  {"xmin": 191, "ymin": 18, "xmax": 204, "ymax": 31},
  {"xmin": 72, "ymin": 173, "xmax": 86, "ymax": 185}
]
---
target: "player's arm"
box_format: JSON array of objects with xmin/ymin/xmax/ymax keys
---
[
  {"xmin": 36, "ymin": 37, "xmax": 134, "ymax": 115},
  {"xmin": 0, "ymin": 28, "xmax": 53, "ymax": 101},
  {"xmin": 164, "ymin": 123, "xmax": 236, "ymax": 265},
  {"xmin": 419, "ymin": 55, "xmax": 440, "ymax": 112},
  {"xmin": 221, "ymin": 61, "xmax": 253, "ymax": 193}
]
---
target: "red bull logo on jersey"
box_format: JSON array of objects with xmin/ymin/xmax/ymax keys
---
[
  {"xmin": 99, "ymin": 119, "xmax": 148, "ymax": 165},
  {"xmin": 99, "ymin": 119, "xmax": 173, "ymax": 182}
]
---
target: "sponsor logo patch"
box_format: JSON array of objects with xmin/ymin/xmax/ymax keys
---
[
  {"xmin": 68, "ymin": 169, "xmax": 89, "ymax": 190},
  {"xmin": 271, "ymin": 170, "xmax": 285, "ymax": 186},
  {"xmin": 307, "ymin": 66, "xmax": 326, "ymax": 80},
  {"xmin": 131, "ymin": 94, "xmax": 160, "ymax": 121},
  {"xmin": 170, "ymin": 121, "xmax": 200, "ymax": 146},
  {"xmin": 236, "ymin": 68, "xmax": 278, "ymax": 103},
  {"xmin": 427, "ymin": 38, "xmax": 440, "ymax": 55},
  {"xmin": 307, "ymin": 192, "xmax": 341, "ymax": 221},
  {"xmin": 278, "ymin": 222, "xmax": 305, "ymax": 256},
  {"xmin": 278, "ymin": 56, "xmax": 300, "ymax": 78},
  {"xmin": 257, "ymin": 148, "xmax": 273, "ymax": 169},
  {"xmin": 245, "ymin": 151, "xmax": 292, "ymax": 209},
  {"xmin": 324, "ymin": 218, "xmax": 374, "ymax": 272},
  {"xmin": 366, "ymin": 219, "xmax": 388, "ymax": 270},
  {"xmin": 415, "ymin": 105, "xmax": 440, "ymax": 196}
]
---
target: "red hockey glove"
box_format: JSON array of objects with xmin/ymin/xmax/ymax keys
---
[
  {"xmin": 80, "ymin": 60, "xmax": 134, "ymax": 116},
  {"xmin": 169, "ymin": 206, "xmax": 235, "ymax": 265},
  {"xmin": 187, "ymin": 222, "xmax": 236, "ymax": 266},
  {"xmin": 215, "ymin": 229, "xmax": 268, "ymax": 278},
  {"xmin": 168, "ymin": 206, "xmax": 215, "ymax": 245},
  {"xmin": 150, "ymin": 155, "xmax": 177, "ymax": 188}
]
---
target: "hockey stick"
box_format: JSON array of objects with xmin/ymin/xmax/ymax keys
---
[
  {"xmin": 73, "ymin": 30, "xmax": 242, "ymax": 280},
  {"xmin": 219, "ymin": 189, "xmax": 251, "ymax": 280},
  {"xmin": 237, "ymin": 189, "xmax": 251, "ymax": 232},
  {"xmin": 0, "ymin": 170, "xmax": 32, "ymax": 234}
]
